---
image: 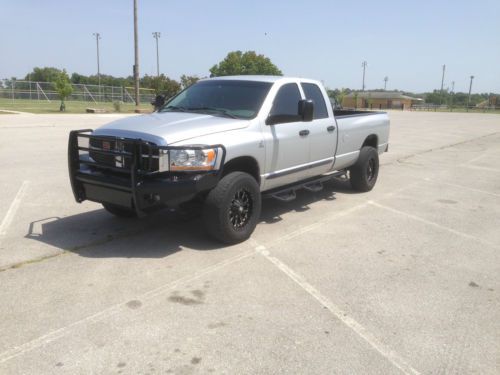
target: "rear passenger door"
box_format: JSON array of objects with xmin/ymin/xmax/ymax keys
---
[{"xmin": 301, "ymin": 82, "xmax": 338, "ymax": 175}]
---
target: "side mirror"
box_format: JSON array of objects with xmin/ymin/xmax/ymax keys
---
[
  {"xmin": 151, "ymin": 95, "xmax": 166, "ymax": 111},
  {"xmin": 298, "ymin": 99, "xmax": 314, "ymax": 122}
]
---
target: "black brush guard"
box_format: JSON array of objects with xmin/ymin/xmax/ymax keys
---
[{"xmin": 68, "ymin": 129, "xmax": 226, "ymax": 217}]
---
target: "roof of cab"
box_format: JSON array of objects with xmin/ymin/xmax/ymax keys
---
[{"xmin": 204, "ymin": 75, "xmax": 318, "ymax": 84}]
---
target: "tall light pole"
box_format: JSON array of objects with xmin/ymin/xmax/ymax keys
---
[
  {"xmin": 93, "ymin": 32, "xmax": 101, "ymax": 101},
  {"xmin": 383, "ymin": 76, "xmax": 388, "ymax": 90},
  {"xmin": 450, "ymin": 80, "xmax": 455, "ymax": 109},
  {"xmin": 361, "ymin": 61, "xmax": 367, "ymax": 91},
  {"xmin": 152, "ymin": 32, "xmax": 161, "ymax": 77},
  {"xmin": 440, "ymin": 64, "xmax": 446, "ymax": 105},
  {"xmin": 467, "ymin": 75, "xmax": 474, "ymax": 112},
  {"xmin": 133, "ymin": 0, "xmax": 140, "ymax": 109}
]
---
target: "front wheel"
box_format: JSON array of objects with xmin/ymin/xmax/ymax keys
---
[
  {"xmin": 349, "ymin": 146, "xmax": 379, "ymax": 192},
  {"xmin": 202, "ymin": 172, "xmax": 261, "ymax": 244}
]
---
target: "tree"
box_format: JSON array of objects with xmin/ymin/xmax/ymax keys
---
[
  {"xmin": 180, "ymin": 74, "xmax": 200, "ymax": 89},
  {"xmin": 54, "ymin": 70, "xmax": 73, "ymax": 111},
  {"xmin": 353, "ymin": 92, "xmax": 359, "ymax": 109},
  {"xmin": 70, "ymin": 72, "xmax": 86, "ymax": 84},
  {"xmin": 336, "ymin": 88, "xmax": 348, "ymax": 107},
  {"xmin": 25, "ymin": 67, "xmax": 62, "ymax": 82},
  {"xmin": 209, "ymin": 51, "xmax": 282, "ymax": 77},
  {"xmin": 141, "ymin": 74, "xmax": 181, "ymax": 98}
]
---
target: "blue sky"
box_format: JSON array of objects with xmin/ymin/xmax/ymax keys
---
[{"xmin": 1, "ymin": 0, "xmax": 499, "ymax": 93}]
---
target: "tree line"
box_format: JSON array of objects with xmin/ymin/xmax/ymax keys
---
[
  {"xmin": 9, "ymin": 51, "xmax": 282, "ymax": 99},
  {"xmin": 328, "ymin": 88, "xmax": 498, "ymax": 107},
  {"xmin": 3, "ymin": 50, "xmax": 497, "ymax": 107}
]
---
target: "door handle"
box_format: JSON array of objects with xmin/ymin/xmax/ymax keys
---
[
  {"xmin": 299, "ymin": 130, "xmax": 310, "ymax": 136},
  {"xmin": 327, "ymin": 125, "xmax": 336, "ymax": 132}
]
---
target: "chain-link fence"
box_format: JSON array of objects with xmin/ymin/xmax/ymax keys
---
[{"xmin": 0, "ymin": 79, "xmax": 155, "ymax": 104}]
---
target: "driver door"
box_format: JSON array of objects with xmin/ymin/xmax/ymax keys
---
[{"xmin": 262, "ymin": 83, "xmax": 311, "ymax": 190}]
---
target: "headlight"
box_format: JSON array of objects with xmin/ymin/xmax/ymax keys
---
[{"xmin": 159, "ymin": 147, "xmax": 220, "ymax": 172}]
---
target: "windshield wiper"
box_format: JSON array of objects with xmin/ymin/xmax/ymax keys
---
[
  {"xmin": 160, "ymin": 105, "xmax": 187, "ymax": 112},
  {"xmin": 186, "ymin": 107, "xmax": 239, "ymax": 119}
]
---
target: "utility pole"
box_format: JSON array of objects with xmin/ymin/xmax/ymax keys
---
[
  {"xmin": 361, "ymin": 61, "xmax": 367, "ymax": 91},
  {"xmin": 450, "ymin": 80, "xmax": 455, "ymax": 109},
  {"xmin": 133, "ymin": 0, "xmax": 140, "ymax": 109},
  {"xmin": 383, "ymin": 76, "xmax": 388, "ymax": 90},
  {"xmin": 440, "ymin": 64, "xmax": 446, "ymax": 105},
  {"xmin": 152, "ymin": 32, "xmax": 161, "ymax": 77},
  {"xmin": 467, "ymin": 75, "xmax": 474, "ymax": 112},
  {"xmin": 93, "ymin": 33, "xmax": 101, "ymax": 101},
  {"xmin": 28, "ymin": 73, "xmax": 32, "ymax": 100}
]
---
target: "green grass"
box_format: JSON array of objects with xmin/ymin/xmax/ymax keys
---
[{"xmin": 0, "ymin": 98, "xmax": 152, "ymax": 114}]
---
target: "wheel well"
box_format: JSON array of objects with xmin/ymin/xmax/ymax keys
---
[
  {"xmin": 222, "ymin": 156, "xmax": 260, "ymax": 184},
  {"xmin": 362, "ymin": 134, "xmax": 378, "ymax": 149}
]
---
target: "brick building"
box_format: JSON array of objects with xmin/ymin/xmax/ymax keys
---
[{"xmin": 342, "ymin": 91, "xmax": 422, "ymax": 110}]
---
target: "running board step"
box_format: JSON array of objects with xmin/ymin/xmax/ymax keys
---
[
  {"xmin": 303, "ymin": 182, "xmax": 323, "ymax": 192},
  {"xmin": 271, "ymin": 190, "xmax": 297, "ymax": 202},
  {"xmin": 262, "ymin": 170, "xmax": 346, "ymax": 202}
]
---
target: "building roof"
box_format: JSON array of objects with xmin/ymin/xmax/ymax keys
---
[{"xmin": 345, "ymin": 91, "xmax": 422, "ymax": 100}]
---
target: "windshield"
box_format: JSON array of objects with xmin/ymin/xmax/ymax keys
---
[{"xmin": 160, "ymin": 80, "xmax": 273, "ymax": 119}]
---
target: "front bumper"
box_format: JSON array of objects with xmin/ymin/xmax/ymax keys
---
[{"xmin": 68, "ymin": 129, "xmax": 225, "ymax": 216}]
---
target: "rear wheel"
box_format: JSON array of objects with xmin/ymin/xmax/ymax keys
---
[
  {"xmin": 349, "ymin": 146, "xmax": 379, "ymax": 192},
  {"xmin": 102, "ymin": 203, "xmax": 137, "ymax": 218},
  {"xmin": 202, "ymin": 172, "xmax": 261, "ymax": 244}
]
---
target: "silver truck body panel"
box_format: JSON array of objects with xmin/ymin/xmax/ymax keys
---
[
  {"xmin": 333, "ymin": 113, "xmax": 390, "ymax": 170},
  {"xmin": 94, "ymin": 112, "xmax": 248, "ymax": 145},
  {"xmin": 91, "ymin": 76, "xmax": 390, "ymax": 193}
]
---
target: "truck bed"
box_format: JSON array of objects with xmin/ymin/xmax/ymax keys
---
[{"xmin": 333, "ymin": 109, "xmax": 386, "ymax": 118}]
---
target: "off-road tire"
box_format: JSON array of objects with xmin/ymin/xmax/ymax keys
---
[
  {"xmin": 102, "ymin": 203, "xmax": 137, "ymax": 218},
  {"xmin": 349, "ymin": 146, "xmax": 379, "ymax": 192},
  {"xmin": 202, "ymin": 172, "xmax": 261, "ymax": 244}
]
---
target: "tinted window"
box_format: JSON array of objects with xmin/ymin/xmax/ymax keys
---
[
  {"xmin": 161, "ymin": 80, "xmax": 273, "ymax": 119},
  {"xmin": 270, "ymin": 83, "xmax": 302, "ymax": 116},
  {"xmin": 301, "ymin": 83, "xmax": 328, "ymax": 119}
]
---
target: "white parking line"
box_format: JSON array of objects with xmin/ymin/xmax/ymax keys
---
[
  {"xmin": 368, "ymin": 201, "xmax": 498, "ymax": 248},
  {"xmin": 256, "ymin": 245, "xmax": 421, "ymax": 375},
  {"xmin": 0, "ymin": 249, "xmax": 254, "ymax": 364},
  {"xmin": 464, "ymin": 153, "xmax": 488, "ymax": 165},
  {"xmin": 0, "ymin": 181, "xmax": 29, "ymax": 237},
  {"xmin": 264, "ymin": 181, "xmax": 423, "ymax": 248},
  {"xmin": 460, "ymin": 164, "xmax": 500, "ymax": 173},
  {"xmin": 422, "ymin": 178, "xmax": 500, "ymax": 198}
]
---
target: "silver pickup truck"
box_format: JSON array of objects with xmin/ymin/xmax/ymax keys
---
[{"xmin": 69, "ymin": 76, "xmax": 389, "ymax": 243}]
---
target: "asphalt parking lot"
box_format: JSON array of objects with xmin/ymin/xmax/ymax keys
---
[{"xmin": 0, "ymin": 110, "xmax": 499, "ymax": 374}]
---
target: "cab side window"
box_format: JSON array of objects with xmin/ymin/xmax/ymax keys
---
[
  {"xmin": 301, "ymin": 83, "xmax": 328, "ymax": 119},
  {"xmin": 270, "ymin": 83, "xmax": 302, "ymax": 120}
]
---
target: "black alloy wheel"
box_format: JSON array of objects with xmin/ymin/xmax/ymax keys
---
[
  {"xmin": 203, "ymin": 172, "xmax": 261, "ymax": 244},
  {"xmin": 349, "ymin": 146, "xmax": 379, "ymax": 192},
  {"xmin": 229, "ymin": 188, "xmax": 253, "ymax": 230}
]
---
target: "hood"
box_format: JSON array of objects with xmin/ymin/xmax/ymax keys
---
[{"xmin": 93, "ymin": 112, "xmax": 248, "ymax": 145}]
